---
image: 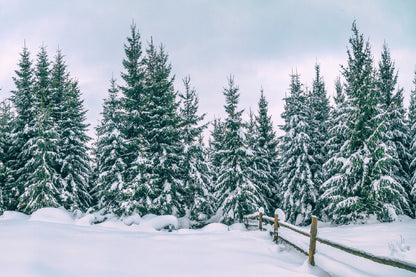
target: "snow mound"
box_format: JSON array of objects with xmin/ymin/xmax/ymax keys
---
[
  {"xmin": 229, "ymin": 223, "xmax": 247, "ymax": 231},
  {"xmin": 98, "ymin": 217, "xmax": 128, "ymax": 229},
  {"xmin": 122, "ymin": 213, "xmax": 141, "ymax": 226},
  {"xmin": 138, "ymin": 215, "xmax": 179, "ymax": 231},
  {"xmin": 0, "ymin": 211, "xmax": 29, "ymax": 221},
  {"xmin": 29, "ymin": 207, "xmax": 74, "ymax": 224},
  {"xmin": 201, "ymin": 223, "xmax": 229, "ymax": 232},
  {"xmin": 75, "ymin": 212, "xmax": 108, "ymax": 226}
]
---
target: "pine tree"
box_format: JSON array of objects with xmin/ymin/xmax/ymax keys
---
[
  {"xmin": 17, "ymin": 94, "xmax": 61, "ymax": 214},
  {"xmin": 142, "ymin": 39, "xmax": 184, "ymax": 216},
  {"xmin": 376, "ymin": 44, "xmax": 412, "ymax": 217},
  {"xmin": 214, "ymin": 77, "xmax": 267, "ymax": 224},
  {"xmin": 59, "ymin": 79, "xmax": 92, "ymax": 211},
  {"xmin": 94, "ymin": 78, "xmax": 130, "ymax": 216},
  {"xmin": 278, "ymin": 73, "xmax": 317, "ymax": 225},
  {"xmin": 179, "ymin": 76, "xmax": 213, "ymax": 221},
  {"xmin": 254, "ymin": 91, "xmax": 279, "ymax": 213},
  {"xmin": 0, "ymin": 99, "xmax": 14, "ymax": 212},
  {"xmin": 308, "ymin": 64, "xmax": 330, "ymax": 210},
  {"xmin": 8, "ymin": 45, "xmax": 37, "ymax": 210},
  {"xmin": 320, "ymin": 76, "xmax": 352, "ymax": 220},
  {"xmin": 48, "ymin": 49, "xmax": 92, "ymax": 212},
  {"xmin": 119, "ymin": 23, "xmax": 150, "ymax": 215},
  {"xmin": 246, "ymin": 108, "xmax": 272, "ymax": 214},
  {"xmin": 322, "ymin": 22, "xmax": 409, "ymax": 223}
]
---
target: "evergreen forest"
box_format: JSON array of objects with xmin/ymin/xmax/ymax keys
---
[{"xmin": 0, "ymin": 22, "xmax": 415, "ymax": 226}]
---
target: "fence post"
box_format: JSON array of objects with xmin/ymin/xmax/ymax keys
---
[
  {"xmin": 273, "ymin": 213, "xmax": 279, "ymax": 242},
  {"xmin": 309, "ymin": 216, "xmax": 318, "ymax": 266},
  {"xmin": 259, "ymin": 207, "xmax": 264, "ymax": 230}
]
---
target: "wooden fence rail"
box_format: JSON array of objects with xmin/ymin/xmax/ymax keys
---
[{"xmin": 243, "ymin": 208, "xmax": 416, "ymax": 273}]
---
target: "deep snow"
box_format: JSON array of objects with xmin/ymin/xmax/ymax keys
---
[{"xmin": 0, "ymin": 208, "xmax": 415, "ymax": 277}]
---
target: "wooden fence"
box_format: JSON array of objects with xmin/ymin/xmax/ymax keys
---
[{"xmin": 243, "ymin": 209, "xmax": 416, "ymax": 274}]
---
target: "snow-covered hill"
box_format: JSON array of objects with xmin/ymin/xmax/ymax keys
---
[{"xmin": 0, "ymin": 208, "xmax": 415, "ymax": 277}]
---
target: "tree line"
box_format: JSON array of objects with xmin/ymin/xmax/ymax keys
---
[{"xmin": 0, "ymin": 22, "xmax": 415, "ymax": 225}]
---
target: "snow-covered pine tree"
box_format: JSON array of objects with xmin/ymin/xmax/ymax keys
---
[
  {"xmin": 179, "ymin": 76, "xmax": 213, "ymax": 221},
  {"xmin": 245, "ymin": 109, "xmax": 272, "ymax": 214},
  {"xmin": 17, "ymin": 93, "xmax": 61, "ymax": 214},
  {"xmin": 7, "ymin": 45, "xmax": 37, "ymax": 210},
  {"xmin": 214, "ymin": 77, "xmax": 267, "ymax": 224},
  {"xmin": 322, "ymin": 22, "xmax": 409, "ymax": 223},
  {"xmin": 49, "ymin": 49, "xmax": 92, "ymax": 212},
  {"xmin": 94, "ymin": 78, "xmax": 130, "ymax": 216},
  {"xmin": 308, "ymin": 64, "xmax": 330, "ymax": 212},
  {"xmin": 409, "ymin": 71, "xmax": 416, "ymax": 213},
  {"xmin": 119, "ymin": 23, "xmax": 151, "ymax": 215},
  {"xmin": 320, "ymin": 76, "xmax": 352, "ymax": 221},
  {"xmin": 254, "ymin": 90, "xmax": 279, "ymax": 213},
  {"xmin": 142, "ymin": 39, "xmax": 184, "ymax": 216},
  {"xmin": 376, "ymin": 43, "xmax": 412, "ymax": 217},
  {"xmin": 278, "ymin": 73, "xmax": 317, "ymax": 225},
  {"xmin": 58, "ymin": 78, "xmax": 92, "ymax": 212},
  {"xmin": 0, "ymin": 99, "xmax": 14, "ymax": 212}
]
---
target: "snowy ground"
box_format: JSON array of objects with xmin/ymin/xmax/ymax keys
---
[
  {"xmin": 274, "ymin": 216, "xmax": 416, "ymax": 277},
  {"xmin": 0, "ymin": 208, "xmax": 415, "ymax": 277}
]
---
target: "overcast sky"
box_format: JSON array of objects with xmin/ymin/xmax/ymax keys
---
[{"xmin": 1, "ymin": 0, "xmax": 416, "ymax": 138}]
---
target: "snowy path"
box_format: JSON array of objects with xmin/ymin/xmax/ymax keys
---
[{"xmin": 0, "ymin": 214, "xmax": 324, "ymax": 277}]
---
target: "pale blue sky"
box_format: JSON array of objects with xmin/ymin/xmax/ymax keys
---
[{"xmin": 1, "ymin": 0, "xmax": 415, "ymax": 138}]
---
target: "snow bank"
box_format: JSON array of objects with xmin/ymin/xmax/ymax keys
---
[
  {"xmin": 201, "ymin": 223, "xmax": 229, "ymax": 232},
  {"xmin": 0, "ymin": 215, "xmax": 320, "ymax": 277},
  {"xmin": 122, "ymin": 213, "xmax": 141, "ymax": 226},
  {"xmin": 229, "ymin": 223, "xmax": 247, "ymax": 231},
  {"xmin": 29, "ymin": 207, "xmax": 74, "ymax": 224},
  {"xmin": 138, "ymin": 215, "xmax": 178, "ymax": 231},
  {"xmin": 0, "ymin": 211, "xmax": 29, "ymax": 221},
  {"xmin": 75, "ymin": 213, "xmax": 105, "ymax": 226}
]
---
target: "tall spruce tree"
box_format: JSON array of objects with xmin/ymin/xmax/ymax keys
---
[
  {"xmin": 214, "ymin": 77, "xmax": 267, "ymax": 224},
  {"xmin": 376, "ymin": 44, "xmax": 412, "ymax": 216},
  {"xmin": 278, "ymin": 73, "xmax": 317, "ymax": 225},
  {"xmin": 320, "ymin": 76, "xmax": 352, "ymax": 220},
  {"xmin": 49, "ymin": 50, "xmax": 92, "ymax": 211},
  {"xmin": 322, "ymin": 22, "xmax": 409, "ymax": 223},
  {"xmin": 94, "ymin": 78, "xmax": 130, "ymax": 216},
  {"xmin": 119, "ymin": 23, "xmax": 150, "ymax": 215},
  {"xmin": 17, "ymin": 94, "xmax": 61, "ymax": 214},
  {"xmin": 17, "ymin": 46, "xmax": 64, "ymax": 213},
  {"xmin": 0, "ymin": 99, "xmax": 14, "ymax": 212},
  {"xmin": 142, "ymin": 40, "xmax": 184, "ymax": 216},
  {"xmin": 59, "ymin": 79, "xmax": 92, "ymax": 211},
  {"xmin": 8, "ymin": 45, "xmax": 37, "ymax": 210},
  {"xmin": 179, "ymin": 76, "xmax": 213, "ymax": 220},
  {"xmin": 308, "ymin": 64, "xmax": 330, "ymax": 209},
  {"xmin": 254, "ymin": 90, "xmax": 279, "ymax": 213}
]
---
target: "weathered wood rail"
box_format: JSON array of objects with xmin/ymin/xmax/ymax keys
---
[{"xmin": 243, "ymin": 208, "xmax": 416, "ymax": 274}]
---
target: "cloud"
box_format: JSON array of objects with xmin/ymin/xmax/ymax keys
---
[{"xmin": 0, "ymin": 0, "xmax": 415, "ymax": 141}]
